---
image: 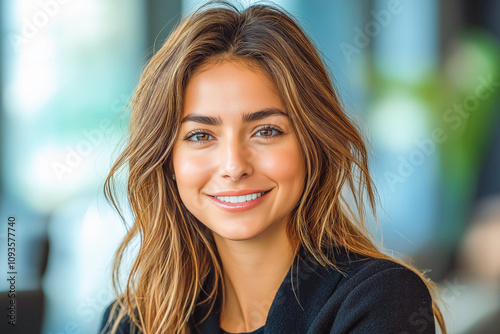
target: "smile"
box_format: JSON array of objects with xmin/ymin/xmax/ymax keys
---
[
  {"xmin": 213, "ymin": 191, "xmax": 267, "ymax": 203},
  {"xmin": 208, "ymin": 190, "xmax": 272, "ymax": 213}
]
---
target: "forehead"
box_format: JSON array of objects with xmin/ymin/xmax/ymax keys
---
[
  {"xmin": 192, "ymin": 58, "xmax": 272, "ymax": 84},
  {"xmin": 181, "ymin": 60, "xmax": 284, "ymax": 118}
]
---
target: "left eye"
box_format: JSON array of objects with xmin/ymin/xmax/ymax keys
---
[
  {"xmin": 256, "ymin": 128, "xmax": 279, "ymax": 137},
  {"xmin": 254, "ymin": 126, "xmax": 284, "ymax": 140}
]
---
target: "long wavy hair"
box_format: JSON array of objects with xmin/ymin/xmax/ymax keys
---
[{"xmin": 102, "ymin": 1, "xmax": 447, "ymax": 333}]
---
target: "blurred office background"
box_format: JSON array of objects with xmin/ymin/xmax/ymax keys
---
[{"xmin": 1, "ymin": 0, "xmax": 499, "ymax": 333}]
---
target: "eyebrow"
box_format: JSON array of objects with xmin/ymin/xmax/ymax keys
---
[{"xmin": 180, "ymin": 108, "xmax": 289, "ymax": 125}]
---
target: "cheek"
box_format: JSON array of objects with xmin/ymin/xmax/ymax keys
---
[
  {"xmin": 173, "ymin": 149, "xmax": 213, "ymax": 193},
  {"xmin": 262, "ymin": 143, "xmax": 305, "ymax": 187}
]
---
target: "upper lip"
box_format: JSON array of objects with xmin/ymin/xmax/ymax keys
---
[{"xmin": 210, "ymin": 189, "xmax": 271, "ymax": 197}]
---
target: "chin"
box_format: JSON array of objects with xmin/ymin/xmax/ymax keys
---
[
  {"xmin": 213, "ymin": 225, "xmax": 264, "ymax": 241},
  {"xmin": 220, "ymin": 235, "xmax": 258, "ymax": 242}
]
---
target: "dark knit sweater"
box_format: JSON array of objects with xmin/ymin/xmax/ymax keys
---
[{"xmin": 100, "ymin": 246, "xmax": 436, "ymax": 333}]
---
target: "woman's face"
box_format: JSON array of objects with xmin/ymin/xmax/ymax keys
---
[{"xmin": 172, "ymin": 60, "xmax": 306, "ymax": 242}]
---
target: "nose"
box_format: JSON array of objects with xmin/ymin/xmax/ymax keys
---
[{"xmin": 219, "ymin": 138, "xmax": 253, "ymax": 182}]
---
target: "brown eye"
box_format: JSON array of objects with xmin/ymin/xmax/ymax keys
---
[
  {"xmin": 193, "ymin": 133, "xmax": 210, "ymax": 141},
  {"xmin": 183, "ymin": 130, "xmax": 214, "ymax": 144},
  {"xmin": 255, "ymin": 126, "xmax": 284, "ymax": 139}
]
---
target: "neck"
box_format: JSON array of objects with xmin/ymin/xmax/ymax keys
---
[{"xmin": 214, "ymin": 223, "xmax": 298, "ymax": 332}]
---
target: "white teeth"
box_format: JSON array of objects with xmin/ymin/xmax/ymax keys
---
[{"xmin": 214, "ymin": 192, "xmax": 266, "ymax": 203}]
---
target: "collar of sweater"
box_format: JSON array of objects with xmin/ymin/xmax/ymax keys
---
[{"xmin": 189, "ymin": 245, "xmax": 355, "ymax": 333}]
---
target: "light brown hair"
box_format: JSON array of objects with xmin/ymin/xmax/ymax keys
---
[{"xmin": 102, "ymin": 1, "xmax": 446, "ymax": 333}]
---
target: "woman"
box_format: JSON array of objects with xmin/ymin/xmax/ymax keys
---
[{"xmin": 100, "ymin": 1, "xmax": 447, "ymax": 333}]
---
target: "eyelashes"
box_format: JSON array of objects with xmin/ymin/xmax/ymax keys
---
[{"xmin": 183, "ymin": 125, "xmax": 285, "ymax": 144}]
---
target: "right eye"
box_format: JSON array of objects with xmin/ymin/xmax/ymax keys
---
[{"xmin": 183, "ymin": 130, "xmax": 215, "ymax": 144}]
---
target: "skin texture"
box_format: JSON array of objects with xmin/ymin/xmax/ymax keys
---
[{"xmin": 172, "ymin": 60, "xmax": 306, "ymax": 332}]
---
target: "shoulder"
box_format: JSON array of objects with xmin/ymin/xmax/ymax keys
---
[
  {"xmin": 317, "ymin": 249, "xmax": 436, "ymax": 333},
  {"xmin": 306, "ymin": 247, "xmax": 432, "ymax": 295},
  {"xmin": 336, "ymin": 250, "xmax": 431, "ymax": 295}
]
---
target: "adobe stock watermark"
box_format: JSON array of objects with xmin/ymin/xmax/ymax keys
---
[
  {"xmin": 340, "ymin": 0, "xmax": 412, "ymax": 64},
  {"xmin": 51, "ymin": 119, "xmax": 115, "ymax": 182},
  {"xmin": 400, "ymin": 276, "xmax": 467, "ymax": 334},
  {"xmin": 8, "ymin": 0, "xmax": 73, "ymax": 52},
  {"xmin": 385, "ymin": 74, "xmax": 500, "ymax": 192},
  {"xmin": 46, "ymin": 288, "xmax": 114, "ymax": 334},
  {"xmin": 51, "ymin": 94, "xmax": 130, "ymax": 182}
]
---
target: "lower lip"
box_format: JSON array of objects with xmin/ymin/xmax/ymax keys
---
[{"xmin": 208, "ymin": 190, "xmax": 271, "ymax": 213}]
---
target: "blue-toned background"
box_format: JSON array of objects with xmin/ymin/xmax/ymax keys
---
[{"xmin": 1, "ymin": 1, "xmax": 499, "ymax": 333}]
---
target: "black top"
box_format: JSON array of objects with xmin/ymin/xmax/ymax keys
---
[
  {"xmin": 220, "ymin": 325, "xmax": 264, "ymax": 334},
  {"xmin": 100, "ymin": 246, "xmax": 436, "ymax": 333}
]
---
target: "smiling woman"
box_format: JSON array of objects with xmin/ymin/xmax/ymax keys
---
[{"xmin": 99, "ymin": 1, "xmax": 446, "ymax": 334}]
